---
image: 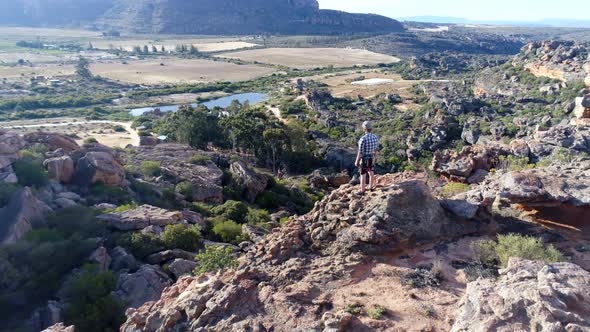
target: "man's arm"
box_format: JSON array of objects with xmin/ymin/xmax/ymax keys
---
[{"xmin": 355, "ymin": 150, "xmax": 362, "ymax": 168}]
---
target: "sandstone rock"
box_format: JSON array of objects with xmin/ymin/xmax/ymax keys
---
[
  {"xmin": 509, "ymin": 139, "xmax": 531, "ymax": 158},
  {"xmin": 230, "ymin": 161, "xmax": 269, "ymax": 203},
  {"xmin": 147, "ymin": 249, "xmax": 196, "ymax": 265},
  {"xmin": 74, "ymin": 151, "xmax": 126, "ymax": 187},
  {"xmin": 441, "ymin": 198, "xmax": 480, "ymax": 219},
  {"xmin": 89, "ymin": 246, "xmax": 111, "ymax": 272},
  {"xmin": 29, "ymin": 301, "xmax": 64, "ymax": 332},
  {"xmin": 41, "ymin": 323, "xmax": 75, "ymax": 332},
  {"xmin": 43, "ymin": 156, "xmax": 74, "ymax": 183},
  {"xmin": 432, "ymin": 145, "xmax": 509, "ymax": 181},
  {"xmin": 451, "ymin": 258, "xmax": 590, "ymax": 332},
  {"xmin": 310, "ymin": 168, "xmax": 352, "ymax": 189},
  {"xmin": 0, "ymin": 187, "xmax": 52, "ymax": 243},
  {"xmin": 467, "ymin": 169, "xmax": 489, "ymax": 184},
  {"xmin": 98, "ymin": 205, "xmax": 185, "ymax": 231},
  {"xmin": 24, "ymin": 132, "xmax": 79, "ymax": 153},
  {"xmin": 242, "ymin": 224, "xmax": 270, "ymax": 243},
  {"xmin": 0, "ymin": 131, "xmax": 26, "ymax": 184},
  {"xmin": 110, "ymin": 246, "xmax": 140, "ymax": 272},
  {"xmin": 573, "ymin": 94, "xmax": 590, "ymax": 119},
  {"xmin": 168, "ymin": 259, "xmax": 199, "ymax": 279},
  {"xmin": 139, "ymin": 135, "xmax": 159, "ymax": 147},
  {"xmin": 54, "ymin": 197, "xmax": 78, "ymax": 209},
  {"xmin": 116, "ymin": 265, "xmax": 172, "ymax": 308}
]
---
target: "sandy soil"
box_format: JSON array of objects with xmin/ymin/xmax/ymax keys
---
[
  {"xmin": 1, "ymin": 118, "xmax": 139, "ymax": 148},
  {"xmin": 216, "ymin": 48, "xmax": 400, "ymax": 69},
  {"xmin": 0, "ymin": 64, "xmax": 75, "ymax": 78},
  {"xmin": 91, "ymin": 58, "xmax": 275, "ymax": 85}
]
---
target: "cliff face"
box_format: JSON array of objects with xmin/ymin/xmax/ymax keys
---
[{"xmin": 0, "ymin": 0, "xmax": 404, "ymax": 35}]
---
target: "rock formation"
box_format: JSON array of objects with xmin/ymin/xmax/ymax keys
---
[
  {"xmin": 229, "ymin": 161, "xmax": 269, "ymax": 203},
  {"xmin": 73, "ymin": 151, "xmax": 126, "ymax": 187},
  {"xmin": 98, "ymin": 205, "xmax": 191, "ymax": 231},
  {"xmin": 0, "ymin": 130, "xmax": 26, "ymax": 184},
  {"xmin": 514, "ymin": 41, "xmax": 589, "ymax": 82},
  {"xmin": 115, "ymin": 265, "xmax": 172, "ymax": 309},
  {"xmin": 451, "ymin": 258, "xmax": 590, "ymax": 332},
  {"xmin": 24, "ymin": 132, "xmax": 79, "ymax": 154},
  {"xmin": 120, "ymin": 172, "xmax": 481, "ymax": 331},
  {"xmin": 0, "ymin": 187, "xmax": 52, "ymax": 244}
]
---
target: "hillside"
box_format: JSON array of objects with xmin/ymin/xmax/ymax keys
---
[{"xmin": 0, "ymin": 0, "xmax": 404, "ymax": 35}]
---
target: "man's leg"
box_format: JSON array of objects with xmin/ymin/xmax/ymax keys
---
[
  {"xmin": 360, "ymin": 173, "xmax": 367, "ymax": 193},
  {"xmin": 369, "ymin": 171, "xmax": 376, "ymax": 189}
]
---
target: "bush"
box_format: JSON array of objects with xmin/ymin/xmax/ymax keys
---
[
  {"xmin": 211, "ymin": 200, "xmax": 249, "ymax": 224},
  {"xmin": 245, "ymin": 208, "xmax": 271, "ymax": 226},
  {"xmin": 12, "ymin": 158, "xmax": 48, "ymax": 188},
  {"xmin": 118, "ymin": 232, "xmax": 164, "ymax": 259},
  {"xmin": 83, "ymin": 137, "xmax": 98, "ymax": 144},
  {"xmin": 0, "ymin": 183, "xmax": 19, "ymax": 206},
  {"xmin": 441, "ymin": 182, "xmax": 470, "ymax": 198},
  {"xmin": 496, "ymin": 155, "xmax": 535, "ymax": 172},
  {"xmin": 175, "ymin": 181, "xmax": 194, "ymax": 201},
  {"xmin": 161, "ymin": 224, "xmax": 201, "ymax": 252},
  {"xmin": 193, "ymin": 245, "xmax": 239, "ymax": 275},
  {"xmin": 63, "ymin": 264, "xmax": 126, "ymax": 332},
  {"xmin": 368, "ymin": 305, "xmax": 386, "ymax": 320},
  {"xmin": 211, "ymin": 218, "xmax": 244, "ymax": 244},
  {"xmin": 473, "ymin": 234, "xmax": 566, "ymax": 268},
  {"xmin": 189, "ymin": 154, "xmax": 211, "ymax": 165},
  {"xmin": 140, "ymin": 161, "xmax": 162, "ymax": 177}
]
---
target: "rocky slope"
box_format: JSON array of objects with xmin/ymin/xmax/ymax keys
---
[{"xmin": 1, "ymin": 0, "xmax": 404, "ymax": 35}]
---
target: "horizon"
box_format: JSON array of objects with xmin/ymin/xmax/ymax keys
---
[{"xmin": 317, "ymin": 0, "xmax": 590, "ymax": 23}]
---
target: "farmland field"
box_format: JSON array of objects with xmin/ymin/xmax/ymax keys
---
[
  {"xmin": 91, "ymin": 39, "xmax": 256, "ymax": 53},
  {"xmin": 0, "ymin": 64, "xmax": 75, "ymax": 78},
  {"xmin": 90, "ymin": 58, "xmax": 276, "ymax": 85},
  {"xmin": 216, "ymin": 47, "xmax": 401, "ymax": 69}
]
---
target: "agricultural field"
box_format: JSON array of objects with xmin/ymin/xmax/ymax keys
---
[
  {"xmin": 0, "ymin": 63, "xmax": 75, "ymax": 78},
  {"xmin": 0, "ymin": 117, "xmax": 139, "ymax": 148},
  {"xmin": 91, "ymin": 38, "xmax": 257, "ymax": 53},
  {"xmin": 90, "ymin": 58, "xmax": 276, "ymax": 85},
  {"xmin": 216, "ymin": 47, "xmax": 400, "ymax": 69}
]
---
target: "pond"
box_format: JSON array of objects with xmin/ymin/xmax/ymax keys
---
[{"xmin": 129, "ymin": 92, "xmax": 268, "ymax": 116}]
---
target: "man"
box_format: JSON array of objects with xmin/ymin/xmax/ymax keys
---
[{"xmin": 355, "ymin": 121, "xmax": 379, "ymax": 195}]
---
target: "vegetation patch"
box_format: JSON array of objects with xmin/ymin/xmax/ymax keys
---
[
  {"xmin": 472, "ymin": 234, "xmax": 566, "ymax": 268},
  {"xmin": 193, "ymin": 245, "xmax": 239, "ymax": 275}
]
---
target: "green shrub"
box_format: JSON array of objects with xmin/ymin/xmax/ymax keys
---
[
  {"xmin": 46, "ymin": 206, "xmax": 106, "ymax": 239},
  {"xmin": 245, "ymin": 208, "xmax": 271, "ymax": 226},
  {"xmin": 211, "ymin": 200, "xmax": 249, "ymax": 224},
  {"xmin": 191, "ymin": 202, "xmax": 212, "ymax": 216},
  {"xmin": 211, "ymin": 218, "xmax": 244, "ymax": 244},
  {"xmin": 113, "ymin": 125, "xmax": 127, "ymax": 133},
  {"xmin": 473, "ymin": 234, "xmax": 566, "ymax": 268},
  {"xmin": 12, "ymin": 158, "xmax": 48, "ymax": 188},
  {"xmin": 441, "ymin": 182, "xmax": 470, "ymax": 198},
  {"xmin": 497, "ymin": 155, "xmax": 535, "ymax": 172},
  {"xmin": 161, "ymin": 224, "xmax": 201, "ymax": 252},
  {"xmin": 0, "ymin": 183, "xmax": 19, "ymax": 206},
  {"xmin": 118, "ymin": 232, "xmax": 164, "ymax": 259},
  {"xmin": 140, "ymin": 161, "xmax": 161, "ymax": 177},
  {"xmin": 345, "ymin": 303, "xmax": 364, "ymax": 315},
  {"xmin": 83, "ymin": 137, "xmax": 98, "ymax": 144},
  {"xmin": 193, "ymin": 245, "xmax": 239, "ymax": 275},
  {"xmin": 189, "ymin": 154, "xmax": 211, "ymax": 165},
  {"xmin": 175, "ymin": 181, "xmax": 194, "ymax": 201},
  {"xmin": 368, "ymin": 305, "xmax": 386, "ymax": 320},
  {"xmin": 63, "ymin": 264, "xmax": 126, "ymax": 332}
]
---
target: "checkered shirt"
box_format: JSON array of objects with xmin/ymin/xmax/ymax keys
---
[{"xmin": 358, "ymin": 133, "xmax": 379, "ymax": 159}]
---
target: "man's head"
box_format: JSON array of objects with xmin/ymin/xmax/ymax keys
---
[{"xmin": 362, "ymin": 121, "xmax": 373, "ymax": 132}]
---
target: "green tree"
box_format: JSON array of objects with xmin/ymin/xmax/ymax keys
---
[
  {"xmin": 161, "ymin": 224, "xmax": 201, "ymax": 252},
  {"xmin": 263, "ymin": 128, "xmax": 289, "ymax": 174},
  {"xmin": 211, "ymin": 200, "xmax": 249, "ymax": 223},
  {"xmin": 194, "ymin": 245, "xmax": 239, "ymax": 275},
  {"xmin": 161, "ymin": 105, "xmax": 224, "ymax": 150},
  {"xmin": 76, "ymin": 57, "xmax": 92, "ymax": 79}
]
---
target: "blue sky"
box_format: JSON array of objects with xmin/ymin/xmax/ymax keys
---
[{"xmin": 317, "ymin": 0, "xmax": 590, "ymax": 21}]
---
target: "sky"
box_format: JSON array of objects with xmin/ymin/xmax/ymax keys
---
[{"xmin": 317, "ymin": 0, "xmax": 590, "ymax": 22}]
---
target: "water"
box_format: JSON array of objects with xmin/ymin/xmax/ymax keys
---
[{"xmin": 130, "ymin": 93, "xmax": 268, "ymax": 116}]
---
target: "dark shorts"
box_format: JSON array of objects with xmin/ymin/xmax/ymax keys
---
[{"xmin": 360, "ymin": 157, "xmax": 374, "ymax": 175}]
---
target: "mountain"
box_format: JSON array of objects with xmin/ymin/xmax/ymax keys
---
[
  {"xmin": 399, "ymin": 16, "xmax": 590, "ymax": 28},
  {"xmin": 0, "ymin": 0, "xmax": 404, "ymax": 35}
]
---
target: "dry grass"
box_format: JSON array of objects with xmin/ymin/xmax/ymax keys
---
[
  {"xmin": 0, "ymin": 27, "xmax": 100, "ymax": 38},
  {"xmin": 216, "ymin": 47, "xmax": 400, "ymax": 69},
  {"xmin": 0, "ymin": 64, "xmax": 75, "ymax": 78},
  {"xmin": 91, "ymin": 58, "xmax": 275, "ymax": 85}
]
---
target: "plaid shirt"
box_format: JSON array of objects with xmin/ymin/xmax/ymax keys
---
[{"xmin": 358, "ymin": 133, "xmax": 379, "ymax": 159}]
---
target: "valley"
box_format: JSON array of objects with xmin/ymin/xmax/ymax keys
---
[{"xmin": 1, "ymin": 6, "xmax": 590, "ymax": 332}]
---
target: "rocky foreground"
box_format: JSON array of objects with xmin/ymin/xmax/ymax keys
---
[{"xmin": 119, "ymin": 171, "xmax": 590, "ymax": 332}]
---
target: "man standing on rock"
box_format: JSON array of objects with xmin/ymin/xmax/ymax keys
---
[{"xmin": 355, "ymin": 121, "xmax": 379, "ymax": 195}]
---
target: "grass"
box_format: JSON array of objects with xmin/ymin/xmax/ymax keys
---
[
  {"xmin": 472, "ymin": 234, "xmax": 566, "ymax": 268},
  {"xmin": 441, "ymin": 182, "xmax": 471, "ymax": 198},
  {"xmin": 345, "ymin": 303, "xmax": 364, "ymax": 316},
  {"xmin": 368, "ymin": 305, "xmax": 386, "ymax": 320}
]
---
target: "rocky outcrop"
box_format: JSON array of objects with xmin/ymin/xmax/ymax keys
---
[
  {"xmin": 0, "ymin": 187, "xmax": 52, "ymax": 243},
  {"xmin": 168, "ymin": 259, "xmax": 199, "ymax": 279},
  {"xmin": 514, "ymin": 41, "xmax": 589, "ymax": 82},
  {"xmin": 121, "ymin": 172, "xmax": 480, "ymax": 331},
  {"xmin": 585, "ymin": 62, "xmax": 590, "ymax": 87},
  {"xmin": 41, "ymin": 323, "xmax": 75, "ymax": 332},
  {"xmin": 43, "ymin": 156, "xmax": 74, "ymax": 183},
  {"xmin": 229, "ymin": 161, "xmax": 268, "ymax": 203},
  {"xmin": 115, "ymin": 265, "xmax": 172, "ymax": 309},
  {"xmin": 451, "ymin": 258, "xmax": 590, "ymax": 332},
  {"xmin": 98, "ymin": 205, "xmax": 186, "ymax": 231},
  {"xmin": 309, "ymin": 168, "xmax": 352, "ymax": 189},
  {"xmin": 0, "ymin": 130, "xmax": 26, "ymax": 184},
  {"xmin": 128, "ymin": 144, "xmax": 224, "ymax": 203},
  {"xmin": 573, "ymin": 94, "xmax": 590, "ymax": 119},
  {"xmin": 73, "ymin": 151, "xmax": 126, "ymax": 187},
  {"xmin": 432, "ymin": 144, "xmax": 510, "ymax": 183},
  {"xmin": 24, "ymin": 132, "xmax": 79, "ymax": 153}
]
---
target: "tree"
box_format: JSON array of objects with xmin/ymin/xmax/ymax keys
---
[
  {"xmin": 143, "ymin": 45, "xmax": 149, "ymax": 54},
  {"xmin": 132, "ymin": 46, "xmax": 141, "ymax": 54},
  {"xmin": 161, "ymin": 105, "xmax": 224, "ymax": 150},
  {"xmin": 161, "ymin": 45, "xmax": 166, "ymax": 53},
  {"xmin": 189, "ymin": 45, "xmax": 199, "ymax": 55},
  {"xmin": 76, "ymin": 57, "xmax": 92, "ymax": 79},
  {"xmin": 152, "ymin": 45, "xmax": 158, "ymax": 53},
  {"xmin": 263, "ymin": 128, "xmax": 289, "ymax": 174},
  {"xmin": 87, "ymin": 42, "xmax": 94, "ymax": 50}
]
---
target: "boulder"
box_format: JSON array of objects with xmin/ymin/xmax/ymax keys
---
[
  {"xmin": 242, "ymin": 224, "xmax": 270, "ymax": 244},
  {"xmin": 115, "ymin": 265, "xmax": 172, "ymax": 308},
  {"xmin": 168, "ymin": 259, "xmax": 199, "ymax": 279},
  {"xmin": 98, "ymin": 205, "xmax": 185, "ymax": 231},
  {"xmin": 584, "ymin": 62, "xmax": 590, "ymax": 87},
  {"xmin": 73, "ymin": 151, "xmax": 125, "ymax": 187},
  {"xmin": 147, "ymin": 249, "xmax": 196, "ymax": 265},
  {"xmin": 89, "ymin": 246, "xmax": 111, "ymax": 272},
  {"xmin": 432, "ymin": 145, "xmax": 509, "ymax": 181},
  {"xmin": 310, "ymin": 168, "xmax": 351, "ymax": 189},
  {"xmin": 0, "ymin": 187, "xmax": 52, "ymax": 243},
  {"xmin": 451, "ymin": 258, "xmax": 590, "ymax": 332},
  {"xmin": 229, "ymin": 161, "xmax": 269, "ymax": 203},
  {"xmin": 573, "ymin": 94, "xmax": 590, "ymax": 119},
  {"xmin": 24, "ymin": 132, "xmax": 79, "ymax": 153},
  {"xmin": 110, "ymin": 246, "xmax": 140, "ymax": 272},
  {"xmin": 139, "ymin": 136, "xmax": 159, "ymax": 147},
  {"xmin": 43, "ymin": 156, "xmax": 74, "ymax": 183},
  {"xmin": 0, "ymin": 131, "xmax": 26, "ymax": 184},
  {"xmin": 509, "ymin": 139, "xmax": 531, "ymax": 158},
  {"xmin": 28, "ymin": 301, "xmax": 64, "ymax": 332},
  {"xmin": 41, "ymin": 323, "xmax": 75, "ymax": 332}
]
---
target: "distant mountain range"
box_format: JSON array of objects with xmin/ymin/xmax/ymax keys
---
[
  {"xmin": 399, "ymin": 16, "xmax": 590, "ymax": 28},
  {"xmin": 0, "ymin": 0, "xmax": 404, "ymax": 35}
]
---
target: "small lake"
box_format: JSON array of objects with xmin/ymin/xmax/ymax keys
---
[{"xmin": 130, "ymin": 93, "xmax": 268, "ymax": 116}]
